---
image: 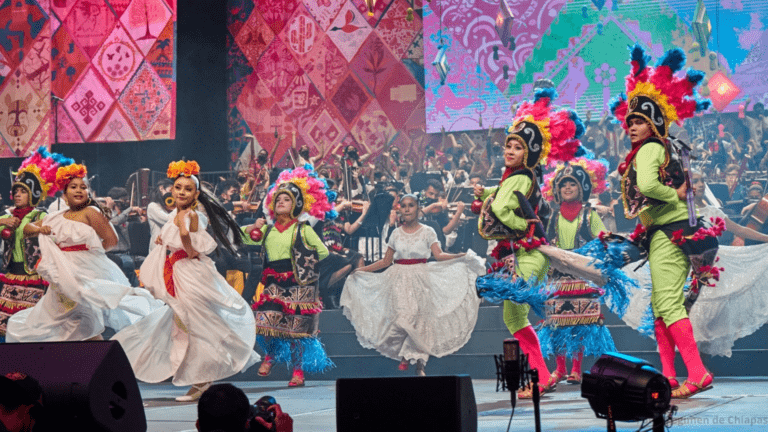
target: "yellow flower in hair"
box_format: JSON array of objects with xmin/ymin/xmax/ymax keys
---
[
  {"xmin": 55, "ymin": 164, "xmax": 87, "ymax": 190},
  {"xmin": 167, "ymin": 160, "xmax": 201, "ymax": 178}
]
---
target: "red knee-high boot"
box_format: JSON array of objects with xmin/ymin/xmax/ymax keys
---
[
  {"xmin": 668, "ymin": 318, "xmax": 713, "ymax": 397},
  {"xmin": 514, "ymin": 326, "xmax": 551, "ymax": 386},
  {"xmin": 569, "ymin": 351, "xmax": 583, "ymax": 383},
  {"xmin": 654, "ymin": 318, "xmax": 679, "ymax": 389}
]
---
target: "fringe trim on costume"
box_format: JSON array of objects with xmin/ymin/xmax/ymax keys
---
[
  {"xmin": 573, "ymin": 238, "xmax": 639, "ymax": 318},
  {"xmin": 256, "ymin": 335, "xmax": 335, "ymax": 374},
  {"xmin": 0, "ymin": 298, "xmax": 37, "ymax": 314},
  {"xmin": 251, "ymin": 294, "xmax": 323, "ymax": 315},
  {"xmin": 0, "ymin": 273, "xmax": 48, "ymax": 286},
  {"xmin": 260, "ymin": 267, "xmax": 295, "ymax": 283},
  {"xmin": 552, "ymin": 279, "xmax": 587, "ymax": 292},
  {"xmin": 476, "ymin": 272, "xmax": 547, "ymax": 317},
  {"xmin": 552, "ymin": 288, "xmax": 602, "ymax": 297},
  {"xmin": 255, "ymin": 326, "xmax": 313, "ymax": 339},
  {"xmin": 537, "ymin": 322, "xmax": 617, "ymax": 358},
  {"xmin": 546, "ymin": 315, "xmax": 602, "ymax": 326}
]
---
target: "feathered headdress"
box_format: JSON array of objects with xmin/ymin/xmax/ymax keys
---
[
  {"xmin": 542, "ymin": 157, "xmax": 609, "ymax": 203},
  {"xmin": 14, "ymin": 147, "xmax": 74, "ymax": 206},
  {"xmin": 265, "ymin": 164, "xmax": 337, "ymax": 222},
  {"xmin": 507, "ymin": 88, "xmax": 586, "ymax": 169},
  {"xmin": 610, "ymin": 43, "xmax": 711, "ymax": 139}
]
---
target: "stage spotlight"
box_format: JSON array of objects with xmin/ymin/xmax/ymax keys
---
[{"xmin": 582, "ymin": 353, "xmax": 671, "ymax": 431}]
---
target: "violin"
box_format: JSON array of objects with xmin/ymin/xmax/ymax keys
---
[
  {"xmin": 233, "ymin": 201, "xmax": 261, "ymax": 214},
  {"xmin": 732, "ymin": 193, "xmax": 768, "ymax": 246}
]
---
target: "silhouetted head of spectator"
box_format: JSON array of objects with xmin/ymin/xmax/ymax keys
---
[
  {"xmin": 197, "ymin": 384, "xmax": 250, "ymax": 432},
  {"xmin": 218, "ymin": 180, "xmax": 240, "ymax": 202},
  {"xmin": 0, "ymin": 372, "xmax": 44, "ymax": 432},
  {"xmin": 298, "ymin": 145, "xmax": 311, "ymax": 160}
]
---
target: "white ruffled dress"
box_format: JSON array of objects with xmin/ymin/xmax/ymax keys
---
[
  {"xmin": 111, "ymin": 210, "xmax": 259, "ymax": 386},
  {"xmin": 6, "ymin": 209, "xmax": 161, "ymax": 342},
  {"xmin": 341, "ymin": 224, "xmax": 485, "ymax": 364}
]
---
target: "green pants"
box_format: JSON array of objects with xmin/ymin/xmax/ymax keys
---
[
  {"xmin": 648, "ymin": 229, "xmax": 690, "ymax": 326},
  {"xmin": 503, "ymin": 248, "xmax": 549, "ymax": 334}
]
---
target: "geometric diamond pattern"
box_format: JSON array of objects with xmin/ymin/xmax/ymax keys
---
[
  {"xmin": 0, "ymin": 0, "xmax": 176, "ymax": 155},
  {"xmin": 228, "ymin": 0, "xmax": 425, "ymax": 166},
  {"xmin": 48, "ymin": 0, "xmax": 177, "ymax": 146}
]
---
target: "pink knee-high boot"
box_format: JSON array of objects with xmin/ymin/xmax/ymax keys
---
[
  {"xmin": 514, "ymin": 326, "xmax": 551, "ymax": 384},
  {"xmin": 668, "ymin": 318, "xmax": 712, "ymax": 394},
  {"xmin": 654, "ymin": 318, "xmax": 679, "ymax": 388}
]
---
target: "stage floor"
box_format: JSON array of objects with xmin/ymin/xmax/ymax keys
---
[{"xmin": 142, "ymin": 377, "xmax": 768, "ymax": 431}]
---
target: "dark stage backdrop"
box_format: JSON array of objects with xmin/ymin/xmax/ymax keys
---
[{"xmin": 0, "ymin": 0, "xmax": 228, "ymax": 200}]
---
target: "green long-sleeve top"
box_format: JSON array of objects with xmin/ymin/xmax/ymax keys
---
[
  {"xmin": 553, "ymin": 209, "xmax": 606, "ymax": 250},
  {"xmin": 241, "ymin": 222, "xmax": 329, "ymax": 262},
  {"xmin": 0, "ymin": 210, "xmax": 44, "ymax": 266},
  {"xmin": 634, "ymin": 141, "xmax": 688, "ymax": 228},
  {"xmin": 480, "ymin": 175, "xmax": 531, "ymax": 233},
  {"xmin": 482, "ymin": 174, "xmax": 549, "ymax": 281}
]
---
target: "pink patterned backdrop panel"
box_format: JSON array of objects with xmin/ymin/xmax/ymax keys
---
[
  {"xmin": 0, "ymin": 0, "xmax": 51, "ymax": 157},
  {"xmin": 227, "ymin": 0, "xmax": 426, "ymax": 169},
  {"xmin": 50, "ymin": 0, "xmax": 177, "ymax": 145},
  {"xmin": 0, "ymin": 0, "xmax": 176, "ymax": 155}
]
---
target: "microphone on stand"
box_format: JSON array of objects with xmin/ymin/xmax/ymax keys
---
[{"xmin": 503, "ymin": 338, "xmax": 521, "ymax": 393}]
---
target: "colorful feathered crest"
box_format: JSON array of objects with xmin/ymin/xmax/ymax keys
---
[
  {"xmin": 542, "ymin": 157, "xmax": 609, "ymax": 203},
  {"xmin": 507, "ymin": 88, "xmax": 586, "ymax": 169},
  {"xmin": 265, "ymin": 164, "xmax": 337, "ymax": 222},
  {"xmin": 610, "ymin": 43, "xmax": 711, "ymax": 138},
  {"xmin": 14, "ymin": 147, "xmax": 74, "ymax": 206}
]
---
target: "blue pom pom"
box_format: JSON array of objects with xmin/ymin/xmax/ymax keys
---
[
  {"xmin": 327, "ymin": 190, "xmax": 337, "ymax": 202},
  {"xmin": 569, "ymin": 110, "xmax": 585, "ymax": 139},
  {"xmin": 534, "ymin": 87, "xmax": 558, "ymax": 103},
  {"xmin": 629, "ymin": 43, "xmax": 650, "ymax": 75},
  {"xmin": 657, "ymin": 48, "xmax": 686, "ymax": 73},
  {"xmin": 686, "ymin": 69, "xmax": 705, "ymax": 86},
  {"xmin": 696, "ymin": 99, "xmax": 711, "ymax": 112},
  {"xmin": 325, "ymin": 209, "xmax": 338, "ymax": 220}
]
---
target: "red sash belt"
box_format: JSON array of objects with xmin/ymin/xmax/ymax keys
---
[
  {"xmin": 394, "ymin": 259, "xmax": 427, "ymax": 265},
  {"xmin": 59, "ymin": 244, "xmax": 88, "ymax": 252},
  {"xmin": 164, "ymin": 250, "xmax": 192, "ymax": 297}
]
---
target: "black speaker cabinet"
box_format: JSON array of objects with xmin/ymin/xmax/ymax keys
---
[
  {"xmin": 336, "ymin": 375, "xmax": 477, "ymax": 432},
  {"xmin": 0, "ymin": 341, "xmax": 146, "ymax": 432}
]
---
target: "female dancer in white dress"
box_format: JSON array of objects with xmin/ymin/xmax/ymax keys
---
[
  {"xmin": 7, "ymin": 163, "xmax": 159, "ymax": 342},
  {"xmin": 341, "ymin": 194, "xmax": 484, "ymax": 375},
  {"xmin": 113, "ymin": 160, "xmax": 259, "ymax": 402}
]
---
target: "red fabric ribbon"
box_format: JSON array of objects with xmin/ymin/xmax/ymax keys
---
[
  {"xmin": 274, "ymin": 219, "xmax": 298, "ymax": 233},
  {"xmin": 59, "ymin": 244, "xmax": 88, "ymax": 252},
  {"xmin": 394, "ymin": 259, "xmax": 428, "ymax": 265},
  {"xmin": 11, "ymin": 206, "xmax": 34, "ymax": 220},
  {"xmin": 559, "ymin": 201, "xmax": 582, "ymax": 222},
  {"xmin": 499, "ymin": 166, "xmax": 525, "ymax": 184},
  {"xmin": 163, "ymin": 250, "xmax": 190, "ymax": 297}
]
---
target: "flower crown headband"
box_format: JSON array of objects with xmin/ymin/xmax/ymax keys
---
[
  {"xmin": 54, "ymin": 163, "xmax": 87, "ymax": 191},
  {"xmin": 167, "ymin": 160, "xmax": 201, "ymax": 187}
]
